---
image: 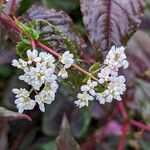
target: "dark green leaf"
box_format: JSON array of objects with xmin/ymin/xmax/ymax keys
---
[
  {"xmin": 89, "ymin": 62, "xmax": 100, "ymax": 73},
  {"xmin": 40, "ymin": 141, "xmax": 56, "ymax": 150},
  {"xmin": 82, "ymin": 76, "xmax": 91, "ymax": 84},
  {"xmin": 16, "ymin": 41, "xmax": 31, "ymax": 59},
  {"xmin": 0, "ymin": 65, "xmax": 14, "ymax": 78},
  {"xmin": 62, "ymin": 68, "xmax": 86, "ymax": 90},
  {"xmin": 18, "ymin": 0, "xmax": 37, "ymax": 15},
  {"xmin": 56, "ymin": 115, "xmax": 81, "ymax": 150},
  {"xmin": 83, "ymin": 62, "xmax": 100, "ymax": 83},
  {"xmin": 70, "ymin": 109, "xmax": 91, "ymax": 139},
  {"xmin": 42, "ymin": 0, "xmax": 79, "ymax": 12}
]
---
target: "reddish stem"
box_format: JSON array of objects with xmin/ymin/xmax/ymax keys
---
[
  {"xmin": 36, "ymin": 41, "xmax": 99, "ymax": 81},
  {"xmin": 129, "ymin": 119, "xmax": 150, "ymax": 131},
  {"xmin": 118, "ymin": 101, "xmax": 128, "ymax": 119},
  {"xmin": 10, "ymin": 0, "xmax": 16, "ymax": 16},
  {"xmin": 0, "ymin": 16, "xmax": 19, "ymax": 31},
  {"xmin": 118, "ymin": 121, "xmax": 129, "ymax": 150},
  {"xmin": 30, "ymin": 39, "xmax": 36, "ymax": 49},
  {"xmin": 36, "ymin": 41, "xmax": 61, "ymax": 58},
  {"xmin": 10, "ymin": 132, "xmax": 24, "ymax": 150}
]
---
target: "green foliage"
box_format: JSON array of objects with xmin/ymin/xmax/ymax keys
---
[
  {"xmin": 16, "ymin": 20, "xmax": 40, "ymax": 59},
  {"xmin": 17, "ymin": 20, "xmax": 40, "ymax": 40},
  {"xmin": 89, "ymin": 62, "xmax": 100, "ymax": 73},
  {"xmin": 40, "ymin": 141, "xmax": 56, "ymax": 150},
  {"xmin": 83, "ymin": 62, "xmax": 100, "ymax": 83},
  {"xmin": 43, "ymin": 0, "xmax": 79, "ymax": 12},
  {"xmin": 16, "ymin": 41, "xmax": 31, "ymax": 59},
  {"xmin": 18, "ymin": 0, "xmax": 38, "ymax": 15},
  {"xmin": 0, "ymin": 65, "xmax": 14, "ymax": 78},
  {"xmin": 62, "ymin": 68, "xmax": 86, "ymax": 91}
]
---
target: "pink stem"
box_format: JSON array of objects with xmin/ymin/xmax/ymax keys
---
[
  {"xmin": 118, "ymin": 121, "xmax": 129, "ymax": 150},
  {"xmin": 30, "ymin": 39, "xmax": 36, "ymax": 49},
  {"xmin": 118, "ymin": 101, "xmax": 128, "ymax": 119},
  {"xmin": 0, "ymin": 17, "xmax": 19, "ymax": 31},
  {"xmin": 10, "ymin": 0, "xmax": 16, "ymax": 16},
  {"xmin": 129, "ymin": 119, "xmax": 150, "ymax": 131},
  {"xmin": 36, "ymin": 41, "xmax": 61, "ymax": 58}
]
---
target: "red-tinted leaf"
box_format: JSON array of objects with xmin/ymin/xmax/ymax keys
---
[
  {"xmin": 127, "ymin": 31, "xmax": 150, "ymax": 81},
  {"xmin": 80, "ymin": 0, "xmax": 145, "ymax": 51},
  {"xmin": 134, "ymin": 79, "xmax": 150, "ymax": 123},
  {"xmin": 0, "ymin": 107, "xmax": 32, "ymax": 121},
  {"xmin": 0, "ymin": 121, "xmax": 8, "ymax": 150},
  {"xmin": 24, "ymin": 4, "xmax": 86, "ymax": 52}
]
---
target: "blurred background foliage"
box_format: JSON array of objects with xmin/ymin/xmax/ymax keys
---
[{"xmin": 0, "ymin": 0, "xmax": 150, "ymax": 150}]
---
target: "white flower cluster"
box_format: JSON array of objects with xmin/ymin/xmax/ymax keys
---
[
  {"xmin": 58, "ymin": 51, "xmax": 74, "ymax": 79},
  {"xmin": 75, "ymin": 46, "xmax": 129, "ymax": 108},
  {"xmin": 12, "ymin": 50, "xmax": 74, "ymax": 113}
]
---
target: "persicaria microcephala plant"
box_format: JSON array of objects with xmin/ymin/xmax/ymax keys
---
[
  {"xmin": 1, "ymin": 0, "xmax": 149, "ymax": 150},
  {"xmin": 12, "ymin": 46, "xmax": 129, "ymax": 113}
]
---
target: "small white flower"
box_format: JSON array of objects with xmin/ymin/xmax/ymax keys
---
[
  {"xmin": 12, "ymin": 88, "xmax": 36, "ymax": 113},
  {"xmin": 39, "ymin": 52, "xmax": 55, "ymax": 69},
  {"xmin": 43, "ymin": 82, "xmax": 58, "ymax": 97},
  {"xmin": 45, "ymin": 74, "xmax": 57, "ymax": 83},
  {"xmin": 107, "ymin": 76, "xmax": 126, "ymax": 101},
  {"xmin": 104, "ymin": 46, "xmax": 129, "ymax": 70},
  {"xmin": 35, "ymin": 92, "xmax": 53, "ymax": 112},
  {"xmin": 24, "ymin": 63, "xmax": 54, "ymax": 90},
  {"xmin": 58, "ymin": 68, "xmax": 68, "ymax": 79},
  {"xmin": 81, "ymin": 80, "xmax": 98, "ymax": 96},
  {"xmin": 35, "ymin": 82, "xmax": 58, "ymax": 112},
  {"xmin": 12, "ymin": 59, "xmax": 27, "ymax": 70},
  {"xmin": 27, "ymin": 49, "xmax": 41, "ymax": 64},
  {"xmin": 121, "ymin": 60, "xmax": 129, "ymax": 69},
  {"xmin": 74, "ymin": 92, "xmax": 94, "ymax": 108},
  {"xmin": 60, "ymin": 51, "xmax": 74, "ymax": 68},
  {"xmin": 98, "ymin": 67, "xmax": 112, "ymax": 84},
  {"xmin": 96, "ymin": 89, "xmax": 113, "ymax": 104}
]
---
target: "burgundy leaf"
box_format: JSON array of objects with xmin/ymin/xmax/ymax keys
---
[
  {"xmin": 0, "ymin": 107, "xmax": 32, "ymax": 121},
  {"xmin": 0, "ymin": 121, "xmax": 8, "ymax": 150},
  {"xmin": 127, "ymin": 31, "xmax": 150, "ymax": 81},
  {"xmin": 24, "ymin": 4, "xmax": 87, "ymax": 52},
  {"xmin": 80, "ymin": 0, "xmax": 145, "ymax": 51}
]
